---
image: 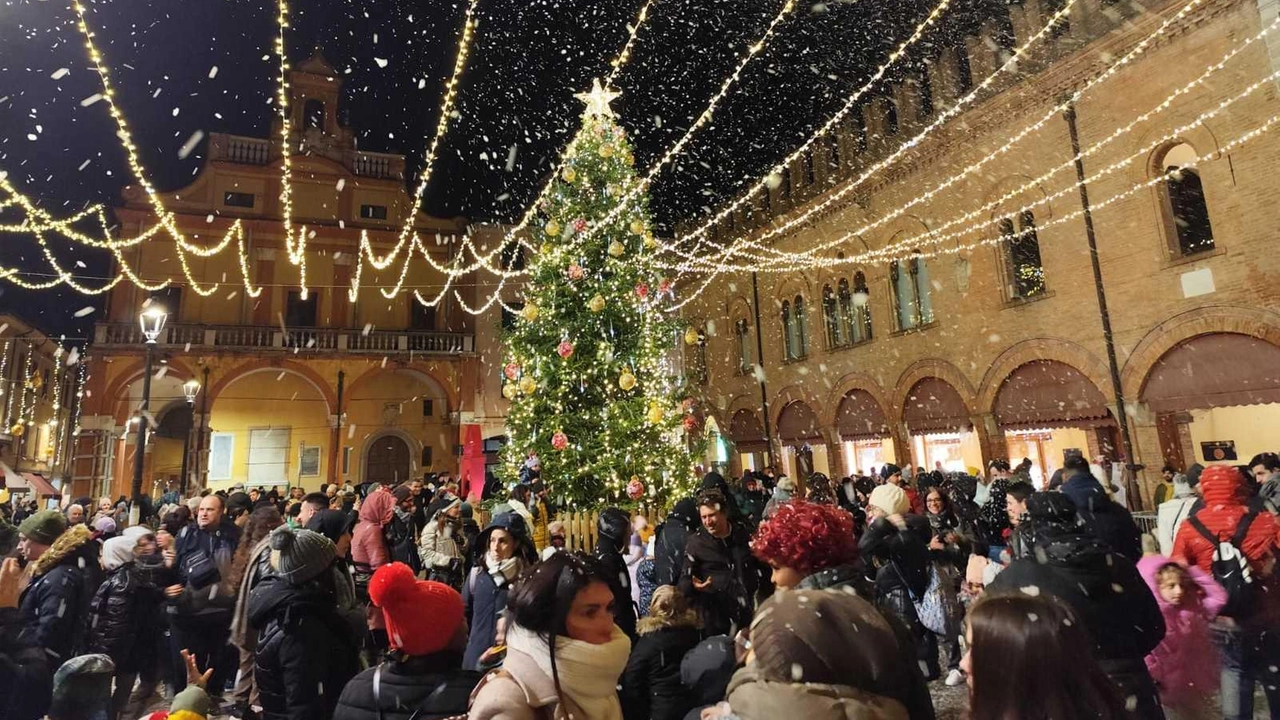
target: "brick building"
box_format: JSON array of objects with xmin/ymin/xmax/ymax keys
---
[
  {"xmin": 679, "ymin": 0, "xmax": 1280, "ymax": 506},
  {"xmin": 73, "ymin": 52, "xmax": 514, "ymax": 501}
]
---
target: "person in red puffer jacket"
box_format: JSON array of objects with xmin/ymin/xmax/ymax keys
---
[{"xmin": 1171, "ymin": 464, "xmax": 1280, "ymax": 720}]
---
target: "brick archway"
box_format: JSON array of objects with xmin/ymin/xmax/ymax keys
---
[
  {"xmin": 891, "ymin": 359, "xmax": 978, "ymax": 417},
  {"xmin": 207, "ymin": 359, "xmax": 337, "ymax": 414},
  {"xmin": 976, "ymin": 338, "xmax": 1114, "ymax": 414},
  {"xmin": 769, "ymin": 384, "xmax": 826, "ymax": 433},
  {"xmin": 1120, "ymin": 306, "xmax": 1280, "ymax": 400},
  {"xmin": 102, "ymin": 358, "xmax": 198, "ymax": 424},
  {"xmin": 821, "ymin": 372, "xmax": 893, "ymax": 430}
]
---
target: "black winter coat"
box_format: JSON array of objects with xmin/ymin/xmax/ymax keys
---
[
  {"xmin": 18, "ymin": 525, "xmax": 93, "ymax": 664},
  {"xmin": 677, "ymin": 525, "xmax": 765, "ymax": 637},
  {"xmin": 1060, "ymin": 475, "xmax": 1143, "ymax": 562},
  {"xmin": 173, "ymin": 519, "xmax": 241, "ymax": 617},
  {"xmin": 988, "ymin": 530, "xmax": 1164, "ymax": 665},
  {"xmin": 621, "ymin": 620, "xmax": 702, "ymax": 720},
  {"xmin": 858, "ymin": 514, "xmax": 932, "ymax": 599},
  {"xmin": 85, "ymin": 558, "xmax": 169, "ymax": 673},
  {"xmin": 0, "ymin": 607, "xmax": 52, "ymax": 720},
  {"xmin": 249, "ymin": 575, "xmax": 361, "ymax": 720},
  {"xmin": 654, "ymin": 502, "xmax": 697, "ymax": 588},
  {"xmin": 595, "ymin": 537, "xmax": 638, "ymax": 640},
  {"xmin": 332, "ymin": 652, "xmax": 481, "ymax": 720}
]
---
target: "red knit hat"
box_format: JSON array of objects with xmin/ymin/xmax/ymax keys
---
[{"xmin": 368, "ymin": 562, "xmax": 464, "ymax": 656}]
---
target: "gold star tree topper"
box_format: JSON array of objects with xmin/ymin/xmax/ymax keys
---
[{"xmin": 575, "ymin": 78, "xmax": 621, "ymax": 118}]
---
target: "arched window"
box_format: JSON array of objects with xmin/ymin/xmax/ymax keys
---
[
  {"xmin": 999, "ymin": 211, "xmax": 1046, "ymax": 300},
  {"xmin": 735, "ymin": 319, "xmax": 752, "ymax": 374},
  {"xmin": 781, "ymin": 300, "xmax": 794, "ymax": 360},
  {"xmin": 836, "ymin": 278, "xmax": 861, "ymax": 345},
  {"xmin": 852, "ymin": 271, "xmax": 872, "ymax": 341},
  {"xmin": 688, "ymin": 325, "xmax": 708, "ymax": 386},
  {"xmin": 828, "ymin": 133, "xmax": 842, "ymax": 175},
  {"xmin": 793, "ymin": 295, "xmax": 808, "ymax": 358},
  {"xmin": 303, "ymin": 99, "xmax": 326, "ymax": 130},
  {"xmin": 804, "ymin": 149, "xmax": 817, "ymax": 186},
  {"xmin": 1159, "ymin": 143, "xmax": 1214, "ymax": 256},
  {"xmin": 884, "ymin": 100, "xmax": 899, "ymax": 136},
  {"xmin": 891, "ymin": 253, "xmax": 933, "ymax": 330},
  {"xmin": 822, "ymin": 285, "xmax": 846, "ymax": 349}
]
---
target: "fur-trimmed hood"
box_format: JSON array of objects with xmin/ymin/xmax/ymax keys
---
[
  {"xmin": 636, "ymin": 607, "xmax": 700, "ymax": 635},
  {"xmin": 30, "ymin": 524, "xmax": 93, "ymax": 578}
]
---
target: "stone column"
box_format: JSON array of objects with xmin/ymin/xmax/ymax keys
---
[
  {"xmin": 252, "ymin": 248, "xmax": 276, "ymax": 326},
  {"xmin": 1128, "ymin": 403, "xmax": 1164, "ymax": 511},
  {"xmin": 971, "ymin": 413, "xmax": 1005, "ymax": 470},
  {"xmin": 825, "ymin": 428, "xmax": 846, "ymax": 480}
]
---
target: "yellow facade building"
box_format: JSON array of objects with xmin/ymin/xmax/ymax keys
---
[
  {"xmin": 0, "ymin": 313, "xmax": 77, "ymax": 504},
  {"xmin": 75, "ymin": 53, "xmax": 512, "ymax": 500}
]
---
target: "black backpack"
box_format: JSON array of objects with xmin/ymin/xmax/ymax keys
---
[{"xmin": 1187, "ymin": 509, "xmax": 1260, "ymax": 618}]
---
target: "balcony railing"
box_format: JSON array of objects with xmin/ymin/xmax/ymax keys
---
[
  {"xmin": 209, "ymin": 134, "xmax": 274, "ymax": 165},
  {"xmin": 94, "ymin": 322, "xmax": 473, "ymax": 355}
]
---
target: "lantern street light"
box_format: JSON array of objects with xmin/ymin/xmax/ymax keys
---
[
  {"xmin": 179, "ymin": 380, "xmax": 200, "ymax": 497},
  {"xmin": 131, "ymin": 306, "xmax": 167, "ymax": 518}
]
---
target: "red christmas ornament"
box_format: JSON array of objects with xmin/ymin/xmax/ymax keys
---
[
  {"xmin": 551, "ymin": 431, "xmax": 569, "ymax": 451},
  {"xmin": 557, "ymin": 340, "xmax": 575, "ymax": 359},
  {"xmin": 504, "ymin": 363, "xmax": 521, "ymax": 380},
  {"xmin": 682, "ymin": 415, "xmax": 698, "ymax": 431},
  {"xmin": 658, "ymin": 278, "xmax": 672, "ymax": 295},
  {"xmin": 635, "ymin": 283, "xmax": 650, "ymax": 300},
  {"xmin": 567, "ymin": 263, "xmax": 585, "ymax": 281},
  {"xmin": 626, "ymin": 477, "xmax": 646, "ymax": 500},
  {"xmin": 572, "ymin": 218, "xmax": 588, "ymax": 233}
]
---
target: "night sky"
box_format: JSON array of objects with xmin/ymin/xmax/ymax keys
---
[{"xmin": 0, "ymin": 0, "xmax": 1003, "ymax": 338}]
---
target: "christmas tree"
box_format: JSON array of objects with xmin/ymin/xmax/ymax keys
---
[{"xmin": 500, "ymin": 80, "xmax": 699, "ymax": 509}]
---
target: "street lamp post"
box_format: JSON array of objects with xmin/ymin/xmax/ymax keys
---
[
  {"xmin": 131, "ymin": 307, "xmax": 167, "ymax": 520},
  {"xmin": 179, "ymin": 379, "xmax": 200, "ymax": 498}
]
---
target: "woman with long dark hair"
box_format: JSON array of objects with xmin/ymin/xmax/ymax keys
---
[
  {"xmin": 469, "ymin": 552, "xmax": 632, "ymax": 720},
  {"xmin": 226, "ymin": 506, "xmax": 283, "ymax": 718},
  {"xmin": 964, "ymin": 593, "xmax": 1127, "ymax": 720}
]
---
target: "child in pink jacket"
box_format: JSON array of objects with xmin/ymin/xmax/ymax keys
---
[{"xmin": 1138, "ymin": 555, "xmax": 1226, "ymax": 719}]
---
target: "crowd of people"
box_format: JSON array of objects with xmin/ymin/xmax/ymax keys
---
[{"xmin": 1, "ymin": 451, "xmax": 1279, "ymax": 720}]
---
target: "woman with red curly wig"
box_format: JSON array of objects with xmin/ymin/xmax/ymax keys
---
[{"xmin": 750, "ymin": 501, "xmax": 867, "ymax": 594}]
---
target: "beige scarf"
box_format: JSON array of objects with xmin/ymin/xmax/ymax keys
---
[{"xmin": 506, "ymin": 623, "xmax": 631, "ymax": 720}]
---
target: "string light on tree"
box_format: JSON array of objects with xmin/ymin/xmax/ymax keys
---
[{"xmin": 500, "ymin": 79, "xmax": 700, "ymax": 508}]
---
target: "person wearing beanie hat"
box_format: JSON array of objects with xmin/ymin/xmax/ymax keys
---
[
  {"xmin": 762, "ymin": 476, "xmax": 795, "ymax": 519},
  {"xmin": 17, "ymin": 511, "xmax": 93, "ymax": 666},
  {"xmin": 86, "ymin": 530, "xmax": 170, "ymax": 720},
  {"xmin": 867, "ymin": 484, "xmax": 909, "ymax": 517},
  {"xmin": 248, "ymin": 527, "xmax": 359, "ymax": 720},
  {"xmin": 18, "ymin": 508, "xmax": 67, "ymax": 547},
  {"xmin": 48, "ymin": 653, "xmax": 114, "ymax": 720},
  {"xmin": 718, "ymin": 590, "xmax": 935, "ymax": 720},
  {"xmin": 170, "ymin": 683, "xmax": 214, "ymax": 718},
  {"xmin": 858, "ymin": 483, "xmax": 934, "ymax": 679},
  {"xmin": 331, "ymin": 563, "xmax": 480, "ymax": 720},
  {"xmin": 462, "ymin": 512, "xmax": 538, "ymax": 670}
]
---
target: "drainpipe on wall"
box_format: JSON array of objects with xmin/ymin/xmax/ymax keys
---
[
  {"xmin": 1063, "ymin": 101, "xmax": 1141, "ymax": 508},
  {"xmin": 751, "ymin": 271, "xmax": 775, "ymax": 469},
  {"xmin": 330, "ymin": 369, "xmax": 344, "ymax": 486}
]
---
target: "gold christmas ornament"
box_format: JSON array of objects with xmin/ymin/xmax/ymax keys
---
[
  {"xmin": 561, "ymin": 166, "xmax": 577, "ymax": 183},
  {"xmin": 684, "ymin": 327, "xmax": 702, "ymax": 346},
  {"xmin": 502, "ymin": 383, "xmax": 518, "ymax": 400},
  {"xmin": 10, "ymin": 423, "xmax": 25, "ymax": 437},
  {"xmin": 629, "ymin": 220, "xmax": 645, "ymax": 236},
  {"xmin": 643, "ymin": 233, "xmax": 658, "ymax": 250},
  {"xmin": 645, "ymin": 401, "xmax": 664, "ymax": 425},
  {"xmin": 518, "ymin": 376, "xmax": 537, "ymax": 395},
  {"xmin": 619, "ymin": 369, "xmax": 637, "ymax": 391},
  {"xmin": 623, "ymin": 151, "xmax": 635, "ymax": 166},
  {"xmin": 544, "ymin": 220, "xmax": 562, "ymax": 237},
  {"xmin": 588, "ymin": 295, "xmax": 606, "ymax": 313},
  {"xmin": 598, "ymin": 143, "xmax": 616, "ymax": 158},
  {"xmin": 608, "ymin": 241, "xmax": 625, "ymax": 258},
  {"xmin": 521, "ymin": 303, "xmax": 540, "ymax": 322},
  {"xmin": 608, "ymin": 184, "xmax": 623, "ymax": 198}
]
